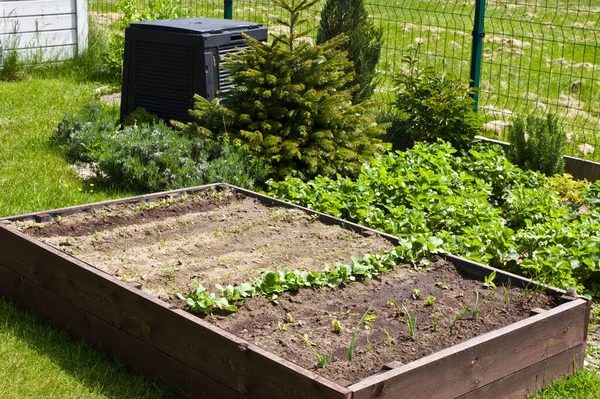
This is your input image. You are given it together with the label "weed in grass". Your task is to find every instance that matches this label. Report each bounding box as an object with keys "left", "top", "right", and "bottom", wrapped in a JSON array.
[
  {"left": 348, "top": 304, "right": 372, "bottom": 361},
  {"left": 300, "top": 334, "right": 332, "bottom": 369}
]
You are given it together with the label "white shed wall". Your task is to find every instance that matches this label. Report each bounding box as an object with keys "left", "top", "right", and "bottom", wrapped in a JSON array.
[{"left": 0, "top": 0, "right": 88, "bottom": 62}]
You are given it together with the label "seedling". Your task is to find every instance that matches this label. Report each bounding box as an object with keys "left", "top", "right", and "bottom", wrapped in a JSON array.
[
  {"left": 300, "top": 334, "right": 332, "bottom": 369},
  {"left": 425, "top": 296, "right": 438, "bottom": 331},
  {"left": 383, "top": 328, "right": 393, "bottom": 346},
  {"left": 502, "top": 281, "right": 511, "bottom": 305},
  {"left": 471, "top": 290, "right": 482, "bottom": 319},
  {"left": 331, "top": 318, "right": 343, "bottom": 334},
  {"left": 411, "top": 288, "right": 421, "bottom": 300},
  {"left": 452, "top": 301, "right": 472, "bottom": 332},
  {"left": 386, "top": 297, "right": 397, "bottom": 307},
  {"left": 435, "top": 281, "right": 451, "bottom": 290},
  {"left": 277, "top": 321, "right": 288, "bottom": 331},
  {"left": 285, "top": 312, "right": 294, "bottom": 323},
  {"left": 483, "top": 270, "right": 497, "bottom": 289},
  {"left": 402, "top": 305, "right": 416, "bottom": 340},
  {"left": 425, "top": 295, "right": 436, "bottom": 306},
  {"left": 364, "top": 313, "right": 377, "bottom": 329},
  {"left": 348, "top": 304, "right": 372, "bottom": 361}
]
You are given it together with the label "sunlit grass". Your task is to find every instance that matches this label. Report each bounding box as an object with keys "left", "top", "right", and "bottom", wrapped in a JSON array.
[
  {"left": 0, "top": 299, "right": 183, "bottom": 399},
  {"left": 0, "top": 78, "right": 132, "bottom": 217}
]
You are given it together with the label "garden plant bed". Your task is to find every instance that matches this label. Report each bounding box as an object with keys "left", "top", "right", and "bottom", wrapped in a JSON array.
[{"left": 0, "top": 184, "right": 591, "bottom": 399}]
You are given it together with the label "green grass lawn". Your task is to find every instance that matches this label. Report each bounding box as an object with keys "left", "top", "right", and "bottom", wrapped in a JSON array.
[
  {"left": 0, "top": 299, "right": 183, "bottom": 399},
  {"left": 0, "top": 78, "right": 131, "bottom": 217}
]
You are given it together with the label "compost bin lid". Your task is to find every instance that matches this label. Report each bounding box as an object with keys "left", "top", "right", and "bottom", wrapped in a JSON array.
[{"left": 130, "top": 18, "right": 263, "bottom": 34}]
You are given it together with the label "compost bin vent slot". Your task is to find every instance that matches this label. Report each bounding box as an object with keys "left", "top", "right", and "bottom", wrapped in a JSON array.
[
  {"left": 120, "top": 17, "right": 267, "bottom": 123},
  {"left": 218, "top": 44, "right": 250, "bottom": 94}
]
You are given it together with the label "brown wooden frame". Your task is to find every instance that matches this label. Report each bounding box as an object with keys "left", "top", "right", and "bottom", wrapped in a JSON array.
[{"left": 0, "top": 184, "right": 590, "bottom": 399}]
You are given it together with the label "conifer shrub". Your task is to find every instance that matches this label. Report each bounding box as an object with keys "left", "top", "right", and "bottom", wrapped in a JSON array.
[
  {"left": 389, "top": 54, "right": 481, "bottom": 151},
  {"left": 316, "top": 0, "right": 383, "bottom": 102},
  {"left": 175, "top": 0, "right": 388, "bottom": 181},
  {"left": 506, "top": 113, "right": 566, "bottom": 176}
]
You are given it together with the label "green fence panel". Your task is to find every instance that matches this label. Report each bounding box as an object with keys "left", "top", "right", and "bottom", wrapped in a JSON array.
[{"left": 88, "top": 0, "right": 600, "bottom": 161}]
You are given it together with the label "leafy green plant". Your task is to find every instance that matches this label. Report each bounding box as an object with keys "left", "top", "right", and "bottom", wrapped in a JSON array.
[
  {"left": 402, "top": 305, "right": 417, "bottom": 340},
  {"left": 299, "top": 333, "right": 332, "bottom": 368},
  {"left": 425, "top": 295, "right": 436, "bottom": 306},
  {"left": 547, "top": 173, "right": 590, "bottom": 206},
  {"left": 506, "top": 114, "right": 567, "bottom": 176},
  {"left": 387, "top": 51, "right": 481, "bottom": 151},
  {"left": 175, "top": 0, "right": 387, "bottom": 181},
  {"left": 483, "top": 271, "right": 497, "bottom": 289},
  {"left": 331, "top": 318, "right": 343, "bottom": 333},
  {"left": 176, "top": 280, "right": 238, "bottom": 314},
  {"left": 348, "top": 304, "right": 372, "bottom": 361},
  {"left": 52, "top": 100, "right": 119, "bottom": 163},
  {"left": 268, "top": 140, "right": 600, "bottom": 295},
  {"left": 316, "top": 0, "right": 383, "bottom": 102},
  {"left": 123, "top": 107, "right": 162, "bottom": 128},
  {"left": 364, "top": 313, "right": 377, "bottom": 329}
]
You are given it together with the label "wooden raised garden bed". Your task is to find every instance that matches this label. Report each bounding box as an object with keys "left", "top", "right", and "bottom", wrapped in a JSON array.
[{"left": 0, "top": 184, "right": 591, "bottom": 399}]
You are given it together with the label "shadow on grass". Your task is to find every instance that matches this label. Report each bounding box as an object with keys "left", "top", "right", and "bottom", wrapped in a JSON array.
[{"left": 0, "top": 298, "right": 185, "bottom": 399}]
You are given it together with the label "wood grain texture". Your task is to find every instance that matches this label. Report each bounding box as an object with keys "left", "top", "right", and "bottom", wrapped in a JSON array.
[
  {"left": 349, "top": 299, "right": 587, "bottom": 399},
  {"left": 457, "top": 343, "right": 585, "bottom": 399},
  {"left": 0, "top": 224, "right": 349, "bottom": 399},
  {"left": 0, "top": 263, "right": 242, "bottom": 399}
]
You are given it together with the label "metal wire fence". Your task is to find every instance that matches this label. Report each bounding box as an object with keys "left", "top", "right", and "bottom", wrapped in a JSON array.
[{"left": 88, "top": 0, "right": 600, "bottom": 161}]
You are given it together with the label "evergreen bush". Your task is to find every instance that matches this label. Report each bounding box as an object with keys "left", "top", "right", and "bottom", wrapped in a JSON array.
[
  {"left": 506, "top": 114, "right": 566, "bottom": 176},
  {"left": 389, "top": 54, "right": 481, "bottom": 151},
  {"left": 175, "top": 0, "right": 387, "bottom": 181},
  {"left": 316, "top": 0, "right": 383, "bottom": 102}
]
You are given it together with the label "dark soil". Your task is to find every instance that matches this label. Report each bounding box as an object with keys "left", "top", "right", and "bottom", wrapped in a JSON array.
[
  {"left": 209, "top": 258, "right": 559, "bottom": 385},
  {"left": 13, "top": 189, "right": 561, "bottom": 385}
]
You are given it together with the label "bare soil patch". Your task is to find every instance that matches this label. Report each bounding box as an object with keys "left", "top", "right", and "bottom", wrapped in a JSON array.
[
  {"left": 13, "top": 190, "right": 559, "bottom": 385},
  {"left": 15, "top": 190, "right": 395, "bottom": 302}
]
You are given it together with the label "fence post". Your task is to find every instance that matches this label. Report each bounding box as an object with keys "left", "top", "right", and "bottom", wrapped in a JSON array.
[
  {"left": 224, "top": 0, "right": 233, "bottom": 19},
  {"left": 469, "top": 0, "right": 486, "bottom": 112}
]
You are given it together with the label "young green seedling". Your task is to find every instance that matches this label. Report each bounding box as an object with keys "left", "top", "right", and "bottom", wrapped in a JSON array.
[
  {"left": 483, "top": 270, "right": 497, "bottom": 289},
  {"left": 299, "top": 333, "right": 332, "bottom": 369},
  {"left": 331, "top": 318, "right": 343, "bottom": 334},
  {"left": 425, "top": 296, "right": 438, "bottom": 331},
  {"left": 451, "top": 301, "right": 472, "bottom": 334},
  {"left": 502, "top": 281, "right": 511, "bottom": 305},
  {"left": 348, "top": 304, "right": 372, "bottom": 362},
  {"left": 383, "top": 328, "right": 393, "bottom": 346},
  {"left": 402, "top": 305, "right": 417, "bottom": 340},
  {"left": 364, "top": 313, "right": 377, "bottom": 329}
]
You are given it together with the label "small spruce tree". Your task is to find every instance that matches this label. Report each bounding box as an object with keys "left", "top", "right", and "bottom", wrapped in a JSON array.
[
  {"left": 175, "top": 0, "right": 387, "bottom": 181},
  {"left": 316, "top": 0, "right": 383, "bottom": 102}
]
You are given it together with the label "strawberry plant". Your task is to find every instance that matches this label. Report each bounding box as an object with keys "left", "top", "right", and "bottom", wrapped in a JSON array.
[{"left": 269, "top": 141, "right": 600, "bottom": 295}]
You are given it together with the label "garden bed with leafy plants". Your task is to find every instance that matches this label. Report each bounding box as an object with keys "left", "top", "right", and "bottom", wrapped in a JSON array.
[{"left": 0, "top": 184, "right": 591, "bottom": 398}]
